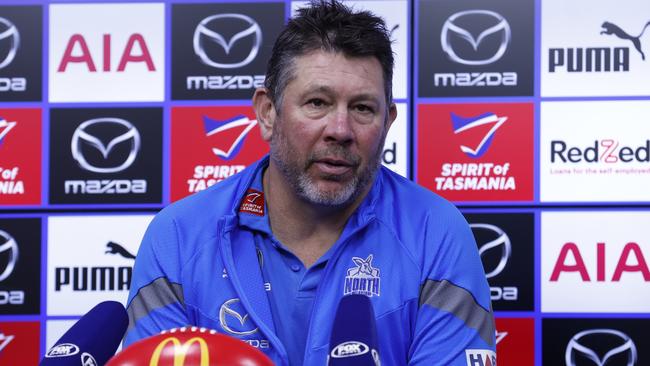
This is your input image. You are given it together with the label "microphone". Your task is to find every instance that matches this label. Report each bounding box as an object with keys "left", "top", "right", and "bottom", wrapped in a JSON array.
[
  {"left": 328, "top": 294, "right": 381, "bottom": 366},
  {"left": 41, "top": 301, "right": 128, "bottom": 366}
]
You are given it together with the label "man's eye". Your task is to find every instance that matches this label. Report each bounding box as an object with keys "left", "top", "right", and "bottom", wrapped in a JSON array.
[
  {"left": 307, "top": 98, "right": 326, "bottom": 108},
  {"left": 354, "top": 104, "right": 374, "bottom": 113}
]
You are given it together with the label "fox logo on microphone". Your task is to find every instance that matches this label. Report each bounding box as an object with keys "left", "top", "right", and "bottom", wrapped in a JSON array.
[{"left": 330, "top": 341, "right": 380, "bottom": 365}]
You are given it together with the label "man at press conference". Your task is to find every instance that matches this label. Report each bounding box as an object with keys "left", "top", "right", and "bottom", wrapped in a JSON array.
[{"left": 124, "top": 1, "right": 496, "bottom": 364}]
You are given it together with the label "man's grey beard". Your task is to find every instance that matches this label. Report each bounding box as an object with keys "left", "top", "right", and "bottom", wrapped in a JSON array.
[{"left": 269, "top": 125, "right": 385, "bottom": 208}]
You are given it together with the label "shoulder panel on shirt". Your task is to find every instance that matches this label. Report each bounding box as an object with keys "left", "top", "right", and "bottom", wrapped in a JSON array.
[{"left": 419, "top": 279, "right": 495, "bottom": 346}]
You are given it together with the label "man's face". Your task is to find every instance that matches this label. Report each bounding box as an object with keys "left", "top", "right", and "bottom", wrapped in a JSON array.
[{"left": 267, "top": 50, "right": 395, "bottom": 207}]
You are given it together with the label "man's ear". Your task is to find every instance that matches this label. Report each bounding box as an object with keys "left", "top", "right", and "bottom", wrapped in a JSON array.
[
  {"left": 253, "top": 88, "right": 276, "bottom": 141},
  {"left": 386, "top": 102, "right": 398, "bottom": 131}
]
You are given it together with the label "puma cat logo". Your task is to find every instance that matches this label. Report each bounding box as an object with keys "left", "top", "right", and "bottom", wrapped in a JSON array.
[
  {"left": 601, "top": 21, "right": 650, "bottom": 60},
  {"left": 105, "top": 241, "right": 136, "bottom": 260}
]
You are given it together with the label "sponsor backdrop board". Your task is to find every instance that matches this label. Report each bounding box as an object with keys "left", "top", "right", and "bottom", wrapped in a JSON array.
[
  {"left": 464, "top": 212, "right": 535, "bottom": 311},
  {"left": 417, "top": 103, "right": 534, "bottom": 202},
  {"left": 0, "top": 218, "right": 41, "bottom": 315},
  {"left": 0, "top": 6, "right": 42, "bottom": 101},
  {"left": 0, "top": 321, "right": 40, "bottom": 366},
  {"left": 171, "top": 2, "right": 285, "bottom": 100},
  {"left": 543, "top": 318, "right": 648, "bottom": 365},
  {"left": 541, "top": 0, "right": 650, "bottom": 97},
  {"left": 0, "top": 109, "right": 42, "bottom": 206},
  {"left": 47, "top": 215, "right": 152, "bottom": 315},
  {"left": 417, "top": 0, "right": 534, "bottom": 97},
  {"left": 49, "top": 3, "right": 165, "bottom": 102},
  {"left": 0, "top": 0, "right": 648, "bottom": 364},
  {"left": 542, "top": 211, "right": 650, "bottom": 313},
  {"left": 495, "top": 318, "right": 535, "bottom": 365},
  {"left": 540, "top": 100, "right": 650, "bottom": 203},
  {"left": 49, "top": 108, "right": 163, "bottom": 205}
]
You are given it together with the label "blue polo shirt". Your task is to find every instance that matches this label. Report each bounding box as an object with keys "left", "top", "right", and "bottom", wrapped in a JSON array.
[{"left": 237, "top": 167, "right": 341, "bottom": 366}]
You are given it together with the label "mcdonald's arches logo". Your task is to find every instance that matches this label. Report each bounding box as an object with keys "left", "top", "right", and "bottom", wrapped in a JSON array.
[{"left": 149, "top": 336, "right": 209, "bottom": 366}]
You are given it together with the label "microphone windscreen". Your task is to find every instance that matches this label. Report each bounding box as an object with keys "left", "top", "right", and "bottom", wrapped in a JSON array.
[
  {"left": 328, "top": 294, "right": 380, "bottom": 365},
  {"left": 41, "top": 301, "right": 128, "bottom": 366}
]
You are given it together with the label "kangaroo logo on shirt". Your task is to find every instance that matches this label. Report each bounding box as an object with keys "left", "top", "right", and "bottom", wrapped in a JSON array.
[{"left": 344, "top": 255, "right": 381, "bottom": 297}]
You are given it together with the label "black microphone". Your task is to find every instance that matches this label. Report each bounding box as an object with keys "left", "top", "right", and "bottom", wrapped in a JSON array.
[
  {"left": 41, "top": 301, "right": 128, "bottom": 366},
  {"left": 327, "top": 294, "right": 381, "bottom": 366}
]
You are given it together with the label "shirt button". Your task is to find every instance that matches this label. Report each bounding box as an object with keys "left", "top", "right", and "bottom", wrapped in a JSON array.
[{"left": 290, "top": 264, "right": 301, "bottom": 272}]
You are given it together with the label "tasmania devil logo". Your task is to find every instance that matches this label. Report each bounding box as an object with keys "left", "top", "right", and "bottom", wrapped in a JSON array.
[
  {"left": 203, "top": 115, "right": 257, "bottom": 160},
  {"left": 452, "top": 112, "right": 508, "bottom": 158}
]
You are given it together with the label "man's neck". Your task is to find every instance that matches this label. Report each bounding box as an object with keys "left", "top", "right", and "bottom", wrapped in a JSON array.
[{"left": 262, "top": 163, "right": 368, "bottom": 267}]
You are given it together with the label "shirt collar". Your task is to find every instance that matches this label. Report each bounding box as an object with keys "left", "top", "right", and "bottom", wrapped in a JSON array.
[{"left": 235, "top": 157, "right": 383, "bottom": 235}]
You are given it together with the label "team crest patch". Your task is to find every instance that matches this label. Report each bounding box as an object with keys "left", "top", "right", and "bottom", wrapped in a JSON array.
[
  {"left": 344, "top": 255, "right": 381, "bottom": 297},
  {"left": 239, "top": 189, "right": 264, "bottom": 216}
]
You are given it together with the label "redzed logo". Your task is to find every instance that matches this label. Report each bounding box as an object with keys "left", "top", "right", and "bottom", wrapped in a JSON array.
[
  {"left": 239, "top": 189, "right": 264, "bottom": 216},
  {"left": 416, "top": 103, "right": 533, "bottom": 202},
  {"left": 170, "top": 107, "right": 268, "bottom": 202}
]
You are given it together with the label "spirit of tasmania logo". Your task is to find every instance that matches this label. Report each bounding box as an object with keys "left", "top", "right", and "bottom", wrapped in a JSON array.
[
  {"left": 170, "top": 106, "right": 268, "bottom": 202},
  {"left": 0, "top": 109, "right": 41, "bottom": 205},
  {"left": 416, "top": 103, "right": 533, "bottom": 202}
]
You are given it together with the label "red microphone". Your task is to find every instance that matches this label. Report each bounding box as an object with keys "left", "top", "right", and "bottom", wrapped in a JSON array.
[{"left": 107, "top": 327, "right": 273, "bottom": 366}]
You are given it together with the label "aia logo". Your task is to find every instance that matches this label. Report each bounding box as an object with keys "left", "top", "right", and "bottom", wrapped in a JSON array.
[
  {"left": 452, "top": 112, "right": 507, "bottom": 158},
  {"left": 550, "top": 242, "right": 650, "bottom": 282},
  {"left": 0, "top": 118, "right": 17, "bottom": 147},
  {"left": 203, "top": 115, "right": 257, "bottom": 160},
  {"left": 57, "top": 33, "right": 155, "bottom": 72}
]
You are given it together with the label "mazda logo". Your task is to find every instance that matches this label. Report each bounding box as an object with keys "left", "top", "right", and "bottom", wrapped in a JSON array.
[
  {"left": 218, "top": 298, "right": 258, "bottom": 336},
  {"left": 470, "top": 223, "right": 511, "bottom": 279},
  {"left": 441, "top": 10, "right": 511, "bottom": 66},
  {"left": 70, "top": 118, "right": 141, "bottom": 174},
  {"left": 0, "top": 230, "right": 19, "bottom": 283},
  {"left": 565, "top": 329, "right": 637, "bottom": 366},
  {"left": 193, "top": 14, "right": 262, "bottom": 69},
  {"left": 0, "top": 17, "right": 20, "bottom": 69}
]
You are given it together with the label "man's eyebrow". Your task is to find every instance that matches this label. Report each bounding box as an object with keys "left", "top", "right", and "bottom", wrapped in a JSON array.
[{"left": 302, "top": 85, "right": 382, "bottom": 103}]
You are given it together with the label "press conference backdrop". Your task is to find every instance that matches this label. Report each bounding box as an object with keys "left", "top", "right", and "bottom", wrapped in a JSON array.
[{"left": 0, "top": 0, "right": 649, "bottom": 364}]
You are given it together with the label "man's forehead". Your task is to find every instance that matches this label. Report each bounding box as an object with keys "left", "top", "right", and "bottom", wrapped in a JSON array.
[{"left": 288, "top": 51, "right": 386, "bottom": 94}]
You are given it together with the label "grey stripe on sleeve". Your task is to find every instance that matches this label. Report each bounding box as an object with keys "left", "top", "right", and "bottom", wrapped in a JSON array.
[
  {"left": 126, "top": 277, "right": 185, "bottom": 334},
  {"left": 419, "top": 279, "right": 495, "bottom": 346}
]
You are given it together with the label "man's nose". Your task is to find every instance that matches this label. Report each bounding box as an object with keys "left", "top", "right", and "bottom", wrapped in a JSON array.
[{"left": 323, "top": 108, "right": 354, "bottom": 144}]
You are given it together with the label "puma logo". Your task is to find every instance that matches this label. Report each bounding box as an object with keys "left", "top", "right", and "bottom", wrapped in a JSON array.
[
  {"left": 105, "top": 241, "right": 136, "bottom": 260},
  {"left": 601, "top": 21, "right": 650, "bottom": 60}
]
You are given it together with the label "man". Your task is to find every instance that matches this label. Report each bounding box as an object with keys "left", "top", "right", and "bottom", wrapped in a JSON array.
[{"left": 124, "top": 1, "right": 496, "bottom": 365}]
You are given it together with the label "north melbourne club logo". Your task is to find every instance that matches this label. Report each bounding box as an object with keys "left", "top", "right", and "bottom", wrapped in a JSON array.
[
  {"left": 203, "top": 115, "right": 257, "bottom": 160},
  {"left": 344, "top": 255, "right": 380, "bottom": 297},
  {"left": 452, "top": 112, "right": 508, "bottom": 158},
  {"left": 0, "top": 118, "right": 17, "bottom": 147}
]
